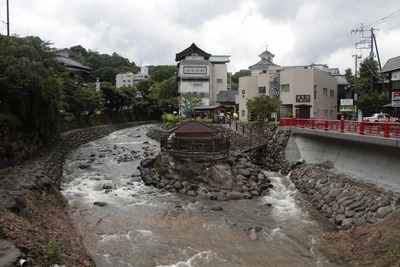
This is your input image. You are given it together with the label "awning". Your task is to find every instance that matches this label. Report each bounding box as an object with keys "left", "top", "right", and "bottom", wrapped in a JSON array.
[
  {"left": 383, "top": 103, "right": 400, "bottom": 107},
  {"left": 294, "top": 104, "right": 312, "bottom": 107}
]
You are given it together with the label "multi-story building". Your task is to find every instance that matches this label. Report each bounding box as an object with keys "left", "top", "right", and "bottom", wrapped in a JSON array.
[
  {"left": 116, "top": 66, "right": 149, "bottom": 88},
  {"left": 382, "top": 56, "right": 400, "bottom": 105},
  {"left": 236, "top": 48, "right": 337, "bottom": 121},
  {"left": 175, "top": 43, "right": 230, "bottom": 107}
]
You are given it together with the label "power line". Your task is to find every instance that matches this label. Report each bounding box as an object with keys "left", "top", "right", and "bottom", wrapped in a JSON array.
[
  {"left": 364, "top": 9, "right": 400, "bottom": 28},
  {"left": 383, "top": 23, "right": 400, "bottom": 33}
]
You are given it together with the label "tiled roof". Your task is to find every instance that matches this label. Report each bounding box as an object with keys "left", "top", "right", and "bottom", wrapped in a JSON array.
[
  {"left": 249, "top": 58, "right": 279, "bottom": 70},
  {"left": 192, "top": 105, "right": 224, "bottom": 110},
  {"left": 57, "top": 56, "right": 91, "bottom": 71},
  {"left": 216, "top": 90, "right": 238, "bottom": 103},
  {"left": 175, "top": 43, "right": 211, "bottom": 61},
  {"left": 382, "top": 56, "right": 400, "bottom": 73},
  {"left": 168, "top": 121, "right": 220, "bottom": 133}
]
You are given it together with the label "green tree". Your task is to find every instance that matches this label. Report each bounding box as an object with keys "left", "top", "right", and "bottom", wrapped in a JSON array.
[
  {"left": 357, "top": 58, "right": 382, "bottom": 94},
  {"left": 136, "top": 79, "right": 156, "bottom": 100},
  {"left": 148, "top": 76, "right": 179, "bottom": 113},
  {"left": 180, "top": 92, "right": 204, "bottom": 115},
  {"left": 355, "top": 58, "right": 387, "bottom": 115},
  {"left": 101, "top": 83, "right": 137, "bottom": 113},
  {"left": 230, "top": 69, "right": 251, "bottom": 90},
  {"left": 68, "top": 47, "right": 140, "bottom": 84},
  {"left": 0, "top": 35, "right": 65, "bottom": 137},
  {"left": 246, "top": 95, "right": 281, "bottom": 121},
  {"left": 357, "top": 92, "right": 389, "bottom": 117},
  {"left": 151, "top": 66, "right": 176, "bottom": 82},
  {"left": 63, "top": 84, "right": 103, "bottom": 118}
]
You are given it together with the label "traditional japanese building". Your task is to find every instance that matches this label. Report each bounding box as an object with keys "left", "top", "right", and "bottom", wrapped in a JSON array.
[
  {"left": 175, "top": 43, "right": 230, "bottom": 111},
  {"left": 160, "top": 120, "right": 230, "bottom": 160}
]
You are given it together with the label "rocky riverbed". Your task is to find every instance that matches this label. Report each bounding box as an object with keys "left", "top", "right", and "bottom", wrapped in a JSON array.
[
  {"left": 0, "top": 122, "right": 149, "bottom": 266},
  {"left": 0, "top": 122, "right": 400, "bottom": 266}
]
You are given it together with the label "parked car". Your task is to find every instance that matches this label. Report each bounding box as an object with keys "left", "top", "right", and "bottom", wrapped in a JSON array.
[{"left": 362, "top": 113, "right": 399, "bottom": 122}]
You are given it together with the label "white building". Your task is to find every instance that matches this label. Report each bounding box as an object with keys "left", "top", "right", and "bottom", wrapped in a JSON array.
[
  {"left": 116, "top": 66, "right": 149, "bottom": 88},
  {"left": 175, "top": 43, "right": 230, "bottom": 106}
]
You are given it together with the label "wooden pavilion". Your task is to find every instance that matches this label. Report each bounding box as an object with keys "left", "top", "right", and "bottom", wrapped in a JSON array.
[{"left": 160, "top": 121, "right": 230, "bottom": 160}]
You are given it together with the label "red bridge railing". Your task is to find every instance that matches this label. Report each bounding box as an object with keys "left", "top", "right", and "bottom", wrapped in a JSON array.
[{"left": 279, "top": 118, "right": 400, "bottom": 138}]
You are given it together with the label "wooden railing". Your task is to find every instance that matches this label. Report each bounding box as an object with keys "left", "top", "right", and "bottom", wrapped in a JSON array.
[{"left": 279, "top": 118, "right": 400, "bottom": 138}]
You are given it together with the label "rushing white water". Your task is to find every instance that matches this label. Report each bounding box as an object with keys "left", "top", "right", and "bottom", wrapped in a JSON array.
[{"left": 61, "top": 125, "right": 342, "bottom": 267}]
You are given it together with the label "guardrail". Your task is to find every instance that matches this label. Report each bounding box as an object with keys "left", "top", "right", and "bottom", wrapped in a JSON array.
[{"left": 279, "top": 118, "right": 400, "bottom": 138}]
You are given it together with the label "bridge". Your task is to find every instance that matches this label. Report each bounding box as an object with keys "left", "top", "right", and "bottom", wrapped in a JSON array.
[
  {"left": 226, "top": 118, "right": 400, "bottom": 192},
  {"left": 280, "top": 118, "right": 400, "bottom": 192}
]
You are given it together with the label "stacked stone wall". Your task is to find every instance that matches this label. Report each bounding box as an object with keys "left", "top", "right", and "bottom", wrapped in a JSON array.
[{"left": 290, "top": 164, "right": 400, "bottom": 230}]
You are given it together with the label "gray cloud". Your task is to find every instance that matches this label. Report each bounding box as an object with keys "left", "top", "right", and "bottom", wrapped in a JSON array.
[{"left": 4, "top": 0, "right": 400, "bottom": 73}]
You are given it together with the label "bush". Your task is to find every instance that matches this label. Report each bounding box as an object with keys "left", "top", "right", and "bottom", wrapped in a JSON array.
[
  {"left": 46, "top": 239, "right": 62, "bottom": 260},
  {"left": 161, "top": 113, "right": 184, "bottom": 129},
  {"left": 0, "top": 113, "right": 23, "bottom": 134}
]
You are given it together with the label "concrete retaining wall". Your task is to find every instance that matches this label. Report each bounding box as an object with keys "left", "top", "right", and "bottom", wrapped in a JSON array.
[{"left": 285, "top": 128, "right": 400, "bottom": 192}]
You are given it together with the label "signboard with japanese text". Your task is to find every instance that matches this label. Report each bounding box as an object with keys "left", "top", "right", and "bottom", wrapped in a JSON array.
[
  {"left": 392, "top": 91, "right": 400, "bottom": 107},
  {"left": 296, "top": 95, "right": 310, "bottom": 102},
  {"left": 340, "top": 99, "right": 353, "bottom": 106},
  {"left": 183, "top": 66, "right": 207, "bottom": 74}
]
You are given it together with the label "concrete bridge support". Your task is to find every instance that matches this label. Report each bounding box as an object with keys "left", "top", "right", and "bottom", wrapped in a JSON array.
[{"left": 285, "top": 128, "right": 400, "bottom": 192}]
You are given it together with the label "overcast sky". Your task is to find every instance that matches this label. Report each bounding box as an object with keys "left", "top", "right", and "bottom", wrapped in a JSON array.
[{"left": 2, "top": 0, "right": 400, "bottom": 74}]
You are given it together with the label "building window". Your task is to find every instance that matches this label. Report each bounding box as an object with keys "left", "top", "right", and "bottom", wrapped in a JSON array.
[
  {"left": 314, "top": 85, "right": 317, "bottom": 100},
  {"left": 217, "top": 79, "right": 223, "bottom": 83},
  {"left": 324, "top": 109, "right": 328, "bottom": 117},
  {"left": 241, "top": 110, "right": 245, "bottom": 117},
  {"left": 123, "top": 80, "right": 126, "bottom": 83},
  {"left": 330, "top": 110, "right": 333, "bottom": 117},
  {"left": 323, "top": 88, "right": 328, "bottom": 96},
  {"left": 330, "top": 89, "right": 334, "bottom": 97},
  {"left": 280, "top": 84, "right": 290, "bottom": 92},
  {"left": 393, "top": 81, "right": 400, "bottom": 90},
  {"left": 242, "top": 90, "right": 245, "bottom": 94},
  {"left": 258, "top": 86, "right": 266, "bottom": 94}
]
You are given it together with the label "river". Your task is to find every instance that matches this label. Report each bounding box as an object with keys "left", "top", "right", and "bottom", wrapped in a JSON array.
[{"left": 61, "top": 124, "right": 343, "bottom": 267}]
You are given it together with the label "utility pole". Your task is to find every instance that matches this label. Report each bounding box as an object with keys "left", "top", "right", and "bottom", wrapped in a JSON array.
[
  {"left": 353, "top": 54, "right": 361, "bottom": 120},
  {"left": 6, "top": 0, "right": 10, "bottom": 36},
  {"left": 352, "top": 26, "right": 382, "bottom": 92}
]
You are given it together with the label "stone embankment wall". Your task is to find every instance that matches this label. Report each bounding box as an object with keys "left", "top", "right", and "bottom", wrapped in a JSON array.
[
  {"left": 290, "top": 164, "right": 400, "bottom": 230},
  {"left": 0, "top": 121, "right": 151, "bottom": 266},
  {"left": 250, "top": 125, "right": 292, "bottom": 173}
]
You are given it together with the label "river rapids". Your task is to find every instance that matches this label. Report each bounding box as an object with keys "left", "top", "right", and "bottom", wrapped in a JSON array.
[{"left": 61, "top": 124, "right": 342, "bottom": 267}]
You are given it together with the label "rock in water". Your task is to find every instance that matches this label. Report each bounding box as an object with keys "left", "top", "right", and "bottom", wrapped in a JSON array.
[
  {"left": 93, "top": 201, "right": 107, "bottom": 207},
  {"left": 249, "top": 229, "right": 258, "bottom": 240}
]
